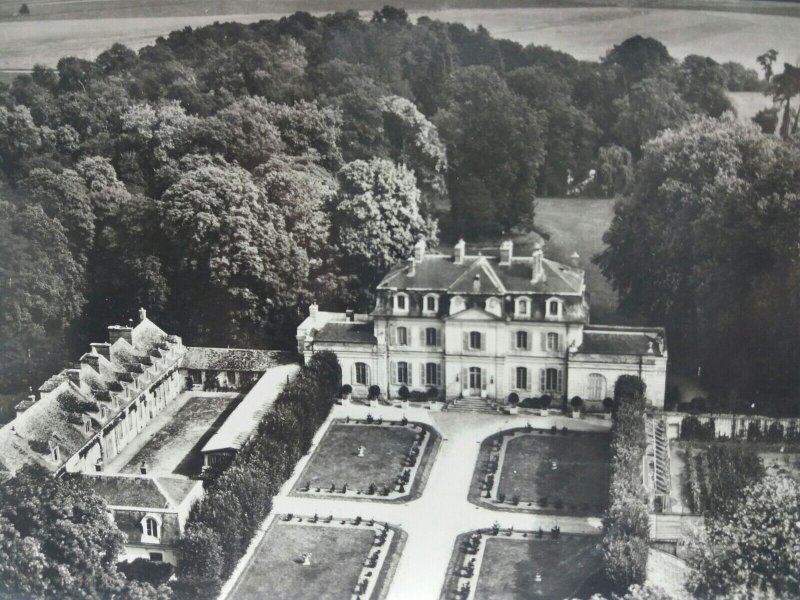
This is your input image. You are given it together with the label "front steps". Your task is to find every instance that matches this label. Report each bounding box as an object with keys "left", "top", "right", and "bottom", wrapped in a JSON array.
[{"left": 445, "top": 397, "right": 497, "bottom": 414}]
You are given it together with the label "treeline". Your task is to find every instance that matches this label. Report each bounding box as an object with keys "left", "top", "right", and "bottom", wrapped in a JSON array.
[
  {"left": 173, "top": 351, "right": 339, "bottom": 599},
  {"left": 0, "top": 7, "right": 764, "bottom": 396}
]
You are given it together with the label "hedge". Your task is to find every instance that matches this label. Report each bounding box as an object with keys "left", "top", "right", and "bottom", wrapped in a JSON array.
[
  {"left": 172, "top": 352, "right": 340, "bottom": 600},
  {"left": 603, "top": 377, "right": 649, "bottom": 594}
]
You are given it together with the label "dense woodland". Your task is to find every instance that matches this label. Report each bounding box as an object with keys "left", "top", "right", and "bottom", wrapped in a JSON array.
[{"left": 0, "top": 8, "right": 798, "bottom": 413}]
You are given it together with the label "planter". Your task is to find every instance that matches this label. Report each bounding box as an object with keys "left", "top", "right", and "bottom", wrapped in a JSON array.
[
  {"left": 540, "top": 408, "right": 549, "bottom": 417},
  {"left": 369, "top": 399, "right": 378, "bottom": 408},
  {"left": 401, "top": 399, "right": 409, "bottom": 409},
  {"left": 603, "top": 413, "right": 612, "bottom": 421},
  {"left": 572, "top": 411, "right": 581, "bottom": 419},
  {"left": 428, "top": 401, "right": 442, "bottom": 412},
  {"left": 508, "top": 406, "right": 519, "bottom": 415}
]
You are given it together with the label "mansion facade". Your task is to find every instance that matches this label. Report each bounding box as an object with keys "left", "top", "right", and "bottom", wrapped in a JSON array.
[{"left": 297, "top": 239, "right": 668, "bottom": 407}]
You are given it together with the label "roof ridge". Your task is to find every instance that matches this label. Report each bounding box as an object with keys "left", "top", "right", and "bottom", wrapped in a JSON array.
[{"left": 151, "top": 476, "right": 177, "bottom": 509}]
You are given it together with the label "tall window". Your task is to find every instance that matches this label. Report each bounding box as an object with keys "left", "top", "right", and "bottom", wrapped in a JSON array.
[
  {"left": 547, "top": 299, "right": 562, "bottom": 318},
  {"left": 469, "top": 367, "right": 482, "bottom": 389},
  {"left": 546, "top": 332, "right": 561, "bottom": 352},
  {"left": 425, "top": 362, "right": 440, "bottom": 386},
  {"left": 516, "top": 367, "right": 528, "bottom": 390},
  {"left": 469, "top": 331, "right": 482, "bottom": 350},
  {"left": 587, "top": 373, "right": 607, "bottom": 400},
  {"left": 397, "top": 362, "right": 409, "bottom": 384},
  {"left": 516, "top": 331, "right": 528, "bottom": 350},
  {"left": 355, "top": 362, "right": 368, "bottom": 385},
  {"left": 394, "top": 293, "right": 408, "bottom": 312},
  {"left": 144, "top": 518, "right": 159, "bottom": 538},
  {"left": 516, "top": 297, "right": 531, "bottom": 317},
  {"left": 425, "top": 295, "right": 438, "bottom": 313},
  {"left": 425, "top": 327, "right": 438, "bottom": 347},
  {"left": 396, "top": 326, "right": 408, "bottom": 346},
  {"left": 543, "top": 368, "right": 562, "bottom": 393}
]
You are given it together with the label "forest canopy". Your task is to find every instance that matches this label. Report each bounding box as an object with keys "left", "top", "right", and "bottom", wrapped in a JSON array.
[{"left": 0, "top": 8, "right": 783, "bottom": 406}]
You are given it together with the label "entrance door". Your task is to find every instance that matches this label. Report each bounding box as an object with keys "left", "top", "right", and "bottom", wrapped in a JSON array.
[{"left": 468, "top": 367, "right": 482, "bottom": 396}]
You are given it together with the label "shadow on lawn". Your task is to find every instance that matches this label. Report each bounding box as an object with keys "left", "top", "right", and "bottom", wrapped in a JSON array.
[{"left": 172, "top": 394, "right": 244, "bottom": 477}]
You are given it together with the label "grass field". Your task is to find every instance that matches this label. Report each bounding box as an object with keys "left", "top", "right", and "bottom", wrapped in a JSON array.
[
  {"left": 229, "top": 522, "right": 377, "bottom": 600},
  {"left": 473, "top": 535, "right": 604, "bottom": 600},
  {"left": 294, "top": 421, "right": 424, "bottom": 494},
  {"left": 120, "top": 394, "right": 239, "bottom": 476},
  {"left": 497, "top": 431, "right": 611, "bottom": 512},
  {"left": 1, "top": 6, "right": 798, "bottom": 71}
]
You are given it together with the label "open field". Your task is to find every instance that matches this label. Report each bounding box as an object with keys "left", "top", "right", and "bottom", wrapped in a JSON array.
[
  {"left": 1, "top": 6, "right": 798, "bottom": 72},
  {"left": 293, "top": 421, "right": 433, "bottom": 496},
  {"left": 474, "top": 535, "right": 604, "bottom": 600},
  {"left": 120, "top": 393, "right": 240, "bottom": 476},
  {"left": 229, "top": 521, "right": 380, "bottom": 600}
]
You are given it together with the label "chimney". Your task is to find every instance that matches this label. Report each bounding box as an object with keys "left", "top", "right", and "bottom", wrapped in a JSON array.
[
  {"left": 453, "top": 239, "right": 466, "bottom": 265},
  {"left": 407, "top": 257, "right": 416, "bottom": 277},
  {"left": 570, "top": 251, "right": 580, "bottom": 268},
  {"left": 499, "top": 240, "right": 513, "bottom": 266},
  {"left": 309, "top": 302, "right": 319, "bottom": 325},
  {"left": 66, "top": 369, "right": 82, "bottom": 387},
  {"left": 473, "top": 273, "right": 481, "bottom": 293},
  {"left": 138, "top": 307, "right": 147, "bottom": 322},
  {"left": 81, "top": 353, "right": 101, "bottom": 372},
  {"left": 345, "top": 309, "right": 355, "bottom": 322},
  {"left": 531, "top": 242, "right": 544, "bottom": 283},
  {"left": 91, "top": 343, "right": 111, "bottom": 360},
  {"left": 108, "top": 325, "right": 133, "bottom": 346},
  {"left": 413, "top": 238, "right": 426, "bottom": 263}
]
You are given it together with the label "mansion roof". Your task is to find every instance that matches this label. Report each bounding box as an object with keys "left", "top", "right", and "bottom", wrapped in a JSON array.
[
  {"left": 377, "top": 253, "right": 584, "bottom": 296},
  {"left": 87, "top": 474, "right": 199, "bottom": 509},
  {"left": 578, "top": 326, "right": 667, "bottom": 357},
  {"left": 314, "top": 321, "right": 377, "bottom": 345},
  {"left": 181, "top": 347, "right": 292, "bottom": 372}
]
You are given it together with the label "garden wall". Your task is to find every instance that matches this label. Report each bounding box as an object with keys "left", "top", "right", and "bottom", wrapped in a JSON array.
[{"left": 665, "top": 413, "right": 800, "bottom": 441}]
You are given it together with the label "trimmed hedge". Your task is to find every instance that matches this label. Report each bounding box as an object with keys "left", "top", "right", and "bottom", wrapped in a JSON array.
[
  {"left": 603, "top": 378, "right": 649, "bottom": 594},
  {"left": 680, "top": 416, "right": 715, "bottom": 441},
  {"left": 172, "top": 352, "right": 340, "bottom": 600}
]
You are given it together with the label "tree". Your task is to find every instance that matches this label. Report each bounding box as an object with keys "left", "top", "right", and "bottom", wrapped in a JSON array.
[
  {"left": 174, "top": 523, "right": 224, "bottom": 600},
  {"left": 0, "top": 465, "right": 127, "bottom": 599},
  {"left": 331, "top": 157, "right": 433, "bottom": 287},
  {"left": 594, "top": 145, "right": 633, "bottom": 197},
  {"left": 676, "top": 55, "right": 733, "bottom": 117},
  {"left": 18, "top": 3, "right": 29, "bottom": 16},
  {"left": 768, "top": 61, "right": 800, "bottom": 139},
  {"left": 605, "top": 35, "right": 672, "bottom": 86},
  {"left": 687, "top": 475, "right": 800, "bottom": 598}
]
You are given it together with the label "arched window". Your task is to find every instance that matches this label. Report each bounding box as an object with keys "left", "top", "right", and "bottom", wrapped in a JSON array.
[
  {"left": 515, "top": 367, "right": 528, "bottom": 390},
  {"left": 396, "top": 326, "right": 408, "bottom": 346},
  {"left": 515, "top": 297, "right": 531, "bottom": 317},
  {"left": 587, "top": 373, "right": 607, "bottom": 400},
  {"left": 394, "top": 293, "right": 409, "bottom": 313},
  {"left": 516, "top": 331, "right": 528, "bottom": 350},
  {"left": 424, "top": 294, "right": 438, "bottom": 314},
  {"left": 145, "top": 518, "right": 159, "bottom": 538},
  {"left": 355, "top": 363, "right": 369, "bottom": 385},
  {"left": 485, "top": 296, "right": 501, "bottom": 317},
  {"left": 469, "top": 331, "right": 482, "bottom": 350},
  {"left": 546, "top": 297, "right": 563, "bottom": 319},
  {"left": 450, "top": 295, "right": 466, "bottom": 315}
]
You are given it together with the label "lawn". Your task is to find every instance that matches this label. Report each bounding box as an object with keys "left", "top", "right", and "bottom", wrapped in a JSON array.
[
  {"left": 497, "top": 432, "right": 610, "bottom": 512},
  {"left": 294, "top": 421, "right": 429, "bottom": 495},
  {"left": 229, "top": 522, "right": 376, "bottom": 600},
  {"left": 121, "top": 394, "right": 240, "bottom": 476},
  {"left": 473, "top": 535, "right": 604, "bottom": 600}
]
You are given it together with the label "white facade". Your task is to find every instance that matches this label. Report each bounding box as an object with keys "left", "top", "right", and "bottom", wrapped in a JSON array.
[{"left": 298, "top": 240, "right": 668, "bottom": 407}]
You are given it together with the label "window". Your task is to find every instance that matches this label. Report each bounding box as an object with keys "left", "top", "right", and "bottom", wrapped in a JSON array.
[
  {"left": 546, "top": 332, "right": 561, "bottom": 352},
  {"left": 51, "top": 446, "right": 59, "bottom": 463},
  {"left": 355, "top": 362, "right": 368, "bottom": 385},
  {"left": 541, "top": 368, "right": 563, "bottom": 394},
  {"left": 515, "top": 367, "right": 528, "bottom": 390},
  {"left": 425, "top": 363, "right": 441, "bottom": 386},
  {"left": 546, "top": 298, "right": 563, "bottom": 319},
  {"left": 516, "top": 297, "right": 531, "bottom": 317},
  {"left": 469, "top": 367, "right": 482, "bottom": 389},
  {"left": 587, "top": 373, "right": 607, "bottom": 400},
  {"left": 485, "top": 296, "right": 501, "bottom": 317},
  {"left": 144, "top": 517, "right": 159, "bottom": 538},
  {"left": 149, "top": 552, "right": 164, "bottom": 562},
  {"left": 516, "top": 331, "right": 528, "bottom": 350},
  {"left": 450, "top": 295, "right": 466, "bottom": 315},
  {"left": 425, "top": 327, "right": 438, "bottom": 347},
  {"left": 396, "top": 326, "right": 408, "bottom": 346},
  {"left": 84, "top": 419, "right": 91, "bottom": 433},
  {"left": 424, "top": 294, "right": 438, "bottom": 314},
  {"left": 469, "top": 331, "right": 482, "bottom": 350},
  {"left": 397, "top": 362, "right": 409, "bottom": 384},
  {"left": 395, "top": 293, "right": 408, "bottom": 311}
]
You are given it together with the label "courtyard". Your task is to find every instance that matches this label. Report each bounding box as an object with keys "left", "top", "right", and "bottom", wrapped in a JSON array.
[
  {"left": 117, "top": 392, "right": 241, "bottom": 477},
  {"left": 470, "top": 427, "right": 611, "bottom": 514},
  {"left": 228, "top": 518, "right": 403, "bottom": 600},
  {"left": 293, "top": 418, "right": 439, "bottom": 500}
]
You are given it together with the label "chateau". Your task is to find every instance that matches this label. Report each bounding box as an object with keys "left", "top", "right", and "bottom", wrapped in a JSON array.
[{"left": 298, "top": 239, "right": 667, "bottom": 407}]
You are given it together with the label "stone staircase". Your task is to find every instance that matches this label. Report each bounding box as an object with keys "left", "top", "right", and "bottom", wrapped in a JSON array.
[{"left": 445, "top": 397, "right": 497, "bottom": 414}]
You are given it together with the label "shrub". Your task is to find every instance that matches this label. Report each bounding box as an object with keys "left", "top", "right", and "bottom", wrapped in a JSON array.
[
  {"left": 118, "top": 558, "right": 173, "bottom": 586},
  {"left": 508, "top": 393, "right": 519, "bottom": 405},
  {"left": 765, "top": 421, "right": 784, "bottom": 442},
  {"left": 614, "top": 375, "right": 646, "bottom": 404},
  {"left": 603, "top": 397, "right": 615, "bottom": 412},
  {"left": 497, "top": 492, "right": 506, "bottom": 503},
  {"left": 368, "top": 384, "right": 381, "bottom": 399},
  {"left": 550, "top": 425, "right": 557, "bottom": 434},
  {"left": 58, "top": 393, "right": 99, "bottom": 414},
  {"left": 747, "top": 421, "right": 762, "bottom": 441},
  {"left": 426, "top": 386, "right": 439, "bottom": 399},
  {"left": 340, "top": 384, "right": 352, "bottom": 396},
  {"left": 398, "top": 385, "right": 410, "bottom": 399},
  {"left": 28, "top": 439, "right": 50, "bottom": 454},
  {"left": 409, "top": 390, "right": 425, "bottom": 401},
  {"left": 680, "top": 416, "right": 715, "bottom": 441},
  {"left": 665, "top": 385, "right": 681, "bottom": 410},
  {"left": 540, "top": 394, "right": 552, "bottom": 409},
  {"left": 570, "top": 396, "right": 583, "bottom": 410}
]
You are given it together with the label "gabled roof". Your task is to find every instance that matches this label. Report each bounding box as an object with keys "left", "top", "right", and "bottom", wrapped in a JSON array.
[
  {"left": 377, "top": 252, "right": 584, "bottom": 296},
  {"left": 87, "top": 474, "right": 200, "bottom": 509},
  {"left": 181, "top": 348, "right": 292, "bottom": 371}
]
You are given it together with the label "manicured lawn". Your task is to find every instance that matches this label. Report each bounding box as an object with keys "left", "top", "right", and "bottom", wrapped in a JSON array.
[
  {"left": 229, "top": 522, "right": 375, "bottom": 600},
  {"left": 121, "top": 394, "right": 239, "bottom": 476},
  {"left": 497, "top": 432, "right": 610, "bottom": 512},
  {"left": 474, "top": 535, "right": 603, "bottom": 600},
  {"left": 295, "top": 422, "right": 423, "bottom": 494}
]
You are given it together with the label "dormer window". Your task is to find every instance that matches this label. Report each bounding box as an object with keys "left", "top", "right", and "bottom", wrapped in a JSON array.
[
  {"left": 515, "top": 297, "right": 531, "bottom": 318},
  {"left": 450, "top": 295, "right": 466, "bottom": 315},
  {"left": 485, "top": 296, "right": 501, "bottom": 317},
  {"left": 51, "top": 445, "right": 60, "bottom": 463},
  {"left": 394, "top": 293, "right": 409, "bottom": 313},
  {"left": 141, "top": 514, "right": 162, "bottom": 544},
  {"left": 423, "top": 294, "right": 438, "bottom": 315},
  {"left": 546, "top": 297, "right": 563, "bottom": 320}
]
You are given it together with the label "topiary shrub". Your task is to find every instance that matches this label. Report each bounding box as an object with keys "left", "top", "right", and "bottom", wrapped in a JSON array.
[
  {"left": 398, "top": 385, "right": 410, "bottom": 400},
  {"left": 570, "top": 396, "right": 583, "bottom": 410},
  {"left": 28, "top": 439, "right": 50, "bottom": 454},
  {"left": 117, "top": 558, "right": 173, "bottom": 586},
  {"left": 766, "top": 421, "right": 784, "bottom": 442},
  {"left": 426, "top": 386, "right": 438, "bottom": 399},
  {"left": 540, "top": 394, "right": 552, "bottom": 409},
  {"left": 603, "top": 397, "right": 615, "bottom": 412},
  {"left": 340, "top": 384, "right": 352, "bottom": 397},
  {"left": 368, "top": 385, "right": 381, "bottom": 400},
  {"left": 508, "top": 392, "right": 519, "bottom": 405}
]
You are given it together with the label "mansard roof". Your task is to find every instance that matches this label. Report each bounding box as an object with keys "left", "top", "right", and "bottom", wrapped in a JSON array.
[
  {"left": 314, "top": 321, "right": 377, "bottom": 345},
  {"left": 577, "top": 325, "right": 667, "bottom": 357},
  {"left": 87, "top": 474, "right": 200, "bottom": 509},
  {"left": 181, "top": 347, "right": 292, "bottom": 372},
  {"left": 377, "top": 252, "right": 584, "bottom": 296}
]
